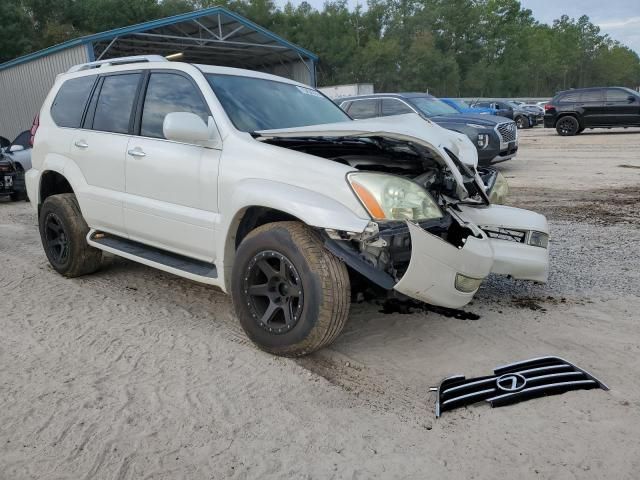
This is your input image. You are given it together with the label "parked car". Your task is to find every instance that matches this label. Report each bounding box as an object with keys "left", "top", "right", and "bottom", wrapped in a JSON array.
[
  {"left": 472, "top": 100, "right": 538, "bottom": 129},
  {"left": 0, "top": 130, "right": 31, "bottom": 201},
  {"left": 440, "top": 98, "right": 495, "bottom": 115},
  {"left": 544, "top": 87, "right": 640, "bottom": 136},
  {"left": 337, "top": 93, "right": 518, "bottom": 165},
  {"left": 27, "top": 56, "right": 548, "bottom": 356},
  {"left": 0, "top": 153, "right": 26, "bottom": 201}
]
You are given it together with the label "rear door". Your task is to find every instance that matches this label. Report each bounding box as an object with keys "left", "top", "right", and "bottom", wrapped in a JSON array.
[
  {"left": 68, "top": 72, "right": 142, "bottom": 234},
  {"left": 604, "top": 88, "right": 640, "bottom": 126},
  {"left": 124, "top": 71, "right": 221, "bottom": 261},
  {"left": 578, "top": 89, "right": 605, "bottom": 126}
]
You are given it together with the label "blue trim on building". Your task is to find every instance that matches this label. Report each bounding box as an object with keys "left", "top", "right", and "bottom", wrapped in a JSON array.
[{"left": 0, "top": 6, "right": 318, "bottom": 72}]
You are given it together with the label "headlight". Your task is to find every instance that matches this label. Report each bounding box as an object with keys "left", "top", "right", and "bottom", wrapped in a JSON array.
[
  {"left": 455, "top": 274, "right": 483, "bottom": 293},
  {"left": 477, "top": 133, "right": 490, "bottom": 149},
  {"left": 347, "top": 172, "right": 443, "bottom": 222},
  {"left": 528, "top": 231, "right": 549, "bottom": 249},
  {"left": 488, "top": 171, "right": 509, "bottom": 204}
]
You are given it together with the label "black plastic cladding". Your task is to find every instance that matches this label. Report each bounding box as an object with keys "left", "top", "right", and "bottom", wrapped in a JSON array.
[{"left": 434, "top": 356, "right": 608, "bottom": 417}]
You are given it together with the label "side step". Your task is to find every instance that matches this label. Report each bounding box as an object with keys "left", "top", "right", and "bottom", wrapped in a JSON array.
[{"left": 87, "top": 230, "right": 218, "bottom": 285}]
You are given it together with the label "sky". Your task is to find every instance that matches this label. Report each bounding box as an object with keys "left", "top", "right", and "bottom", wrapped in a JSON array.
[{"left": 275, "top": 0, "right": 640, "bottom": 54}]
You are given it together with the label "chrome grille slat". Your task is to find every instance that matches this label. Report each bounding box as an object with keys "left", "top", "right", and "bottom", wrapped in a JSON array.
[
  {"left": 434, "top": 356, "right": 608, "bottom": 417},
  {"left": 496, "top": 122, "right": 517, "bottom": 143}
]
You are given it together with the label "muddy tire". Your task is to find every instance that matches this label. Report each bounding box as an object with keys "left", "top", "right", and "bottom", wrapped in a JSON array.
[
  {"left": 556, "top": 116, "right": 579, "bottom": 136},
  {"left": 39, "top": 194, "right": 102, "bottom": 277},
  {"left": 231, "top": 221, "right": 350, "bottom": 357}
]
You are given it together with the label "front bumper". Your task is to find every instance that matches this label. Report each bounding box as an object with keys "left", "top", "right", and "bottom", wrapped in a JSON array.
[
  {"left": 0, "top": 172, "right": 16, "bottom": 195},
  {"left": 393, "top": 221, "right": 494, "bottom": 308},
  {"left": 457, "top": 204, "right": 549, "bottom": 283}
]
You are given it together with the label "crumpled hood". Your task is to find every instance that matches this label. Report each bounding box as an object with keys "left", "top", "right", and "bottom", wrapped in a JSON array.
[{"left": 257, "top": 113, "right": 478, "bottom": 198}]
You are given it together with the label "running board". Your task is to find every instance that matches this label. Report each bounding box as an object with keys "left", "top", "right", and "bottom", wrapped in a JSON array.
[{"left": 87, "top": 230, "right": 218, "bottom": 285}]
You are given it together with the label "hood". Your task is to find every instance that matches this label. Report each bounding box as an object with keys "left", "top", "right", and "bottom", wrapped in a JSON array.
[
  {"left": 430, "top": 113, "right": 507, "bottom": 127},
  {"left": 257, "top": 114, "right": 479, "bottom": 199}
]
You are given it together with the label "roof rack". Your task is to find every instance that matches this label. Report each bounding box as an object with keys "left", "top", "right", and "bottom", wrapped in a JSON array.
[{"left": 67, "top": 55, "right": 168, "bottom": 73}]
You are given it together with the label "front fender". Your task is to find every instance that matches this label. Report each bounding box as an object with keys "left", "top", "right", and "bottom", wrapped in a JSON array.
[{"left": 225, "top": 178, "right": 371, "bottom": 233}]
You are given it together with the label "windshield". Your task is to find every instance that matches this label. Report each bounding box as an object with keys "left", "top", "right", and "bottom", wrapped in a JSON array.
[
  {"left": 205, "top": 74, "right": 350, "bottom": 132},
  {"left": 408, "top": 97, "right": 459, "bottom": 117},
  {"left": 450, "top": 99, "right": 470, "bottom": 109}
]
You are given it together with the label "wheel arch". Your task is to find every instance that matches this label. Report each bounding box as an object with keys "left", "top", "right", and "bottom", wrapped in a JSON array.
[{"left": 39, "top": 170, "right": 74, "bottom": 212}]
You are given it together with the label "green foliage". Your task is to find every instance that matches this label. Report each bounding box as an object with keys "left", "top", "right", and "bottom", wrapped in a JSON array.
[{"left": 1, "top": 0, "right": 639, "bottom": 96}]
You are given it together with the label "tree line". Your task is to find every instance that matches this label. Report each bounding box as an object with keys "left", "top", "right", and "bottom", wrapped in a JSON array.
[{"left": 2, "top": 0, "right": 639, "bottom": 97}]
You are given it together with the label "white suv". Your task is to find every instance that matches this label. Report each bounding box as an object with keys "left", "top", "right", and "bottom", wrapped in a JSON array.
[{"left": 27, "top": 56, "right": 549, "bottom": 356}]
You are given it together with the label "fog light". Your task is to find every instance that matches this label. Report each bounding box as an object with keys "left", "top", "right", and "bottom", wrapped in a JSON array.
[
  {"left": 477, "top": 133, "right": 490, "bottom": 149},
  {"left": 528, "top": 231, "right": 549, "bottom": 249},
  {"left": 455, "top": 274, "right": 483, "bottom": 293}
]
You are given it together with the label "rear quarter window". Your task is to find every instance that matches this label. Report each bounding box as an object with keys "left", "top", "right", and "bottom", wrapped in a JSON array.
[{"left": 50, "top": 76, "right": 97, "bottom": 128}]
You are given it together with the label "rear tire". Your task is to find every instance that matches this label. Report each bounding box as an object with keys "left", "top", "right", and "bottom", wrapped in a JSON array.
[
  {"left": 556, "top": 116, "right": 580, "bottom": 136},
  {"left": 39, "top": 194, "right": 102, "bottom": 277},
  {"left": 231, "top": 221, "right": 350, "bottom": 357}
]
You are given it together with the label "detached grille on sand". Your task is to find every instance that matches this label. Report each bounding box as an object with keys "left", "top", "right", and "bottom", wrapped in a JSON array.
[
  {"left": 496, "top": 122, "right": 517, "bottom": 143},
  {"left": 435, "top": 356, "right": 608, "bottom": 417}
]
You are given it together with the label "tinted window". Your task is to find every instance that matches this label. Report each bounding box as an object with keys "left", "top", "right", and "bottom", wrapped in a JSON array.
[
  {"left": 206, "top": 74, "right": 349, "bottom": 132},
  {"left": 11, "top": 131, "right": 31, "bottom": 149},
  {"left": 348, "top": 100, "right": 379, "bottom": 119},
  {"left": 141, "top": 73, "right": 209, "bottom": 139},
  {"left": 92, "top": 74, "right": 140, "bottom": 134},
  {"left": 580, "top": 90, "right": 603, "bottom": 102},
  {"left": 559, "top": 92, "right": 581, "bottom": 103},
  {"left": 408, "top": 97, "right": 458, "bottom": 117},
  {"left": 51, "top": 76, "right": 96, "bottom": 128},
  {"left": 381, "top": 99, "right": 414, "bottom": 116},
  {"left": 605, "top": 89, "right": 631, "bottom": 102}
]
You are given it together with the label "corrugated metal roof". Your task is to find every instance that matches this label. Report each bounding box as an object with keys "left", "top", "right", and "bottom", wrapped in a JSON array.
[{"left": 0, "top": 6, "right": 318, "bottom": 72}]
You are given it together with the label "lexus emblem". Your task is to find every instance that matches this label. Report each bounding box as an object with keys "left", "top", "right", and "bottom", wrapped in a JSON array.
[{"left": 496, "top": 373, "right": 527, "bottom": 392}]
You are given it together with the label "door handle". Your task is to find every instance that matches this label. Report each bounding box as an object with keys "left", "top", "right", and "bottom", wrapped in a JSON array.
[
  {"left": 127, "top": 148, "right": 146, "bottom": 158},
  {"left": 74, "top": 140, "right": 88, "bottom": 149}
]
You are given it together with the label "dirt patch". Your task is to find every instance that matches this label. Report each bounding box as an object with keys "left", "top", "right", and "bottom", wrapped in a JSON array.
[{"left": 507, "top": 186, "right": 640, "bottom": 226}]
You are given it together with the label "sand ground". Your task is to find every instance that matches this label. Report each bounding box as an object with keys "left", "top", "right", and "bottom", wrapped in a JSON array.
[{"left": 1, "top": 126, "right": 639, "bottom": 479}]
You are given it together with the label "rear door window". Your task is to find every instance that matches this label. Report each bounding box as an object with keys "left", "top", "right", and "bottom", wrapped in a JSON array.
[
  {"left": 381, "top": 99, "right": 414, "bottom": 116},
  {"left": 50, "top": 75, "right": 97, "bottom": 128},
  {"left": 559, "top": 92, "right": 581, "bottom": 103},
  {"left": 92, "top": 73, "right": 141, "bottom": 134},
  {"left": 141, "top": 73, "right": 209, "bottom": 139},
  {"left": 348, "top": 100, "right": 379, "bottom": 119},
  {"left": 580, "top": 90, "right": 603, "bottom": 102}
]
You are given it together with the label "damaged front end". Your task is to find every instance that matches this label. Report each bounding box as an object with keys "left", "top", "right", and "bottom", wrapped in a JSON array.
[{"left": 258, "top": 114, "right": 549, "bottom": 305}]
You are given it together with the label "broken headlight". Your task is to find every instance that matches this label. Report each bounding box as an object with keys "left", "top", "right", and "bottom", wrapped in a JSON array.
[
  {"left": 488, "top": 171, "right": 509, "bottom": 204},
  {"left": 347, "top": 172, "right": 443, "bottom": 222},
  {"left": 528, "top": 231, "right": 549, "bottom": 249}
]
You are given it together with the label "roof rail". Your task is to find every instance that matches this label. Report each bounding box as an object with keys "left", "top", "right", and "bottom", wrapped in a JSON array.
[{"left": 67, "top": 55, "right": 168, "bottom": 73}]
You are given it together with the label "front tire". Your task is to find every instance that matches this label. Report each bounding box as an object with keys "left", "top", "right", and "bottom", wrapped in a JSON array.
[
  {"left": 231, "top": 221, "right": 350, "bottom": 357},
  {"left": 39, "top": 194, "right": 102, "bottom": 277},
  {"left": 556, "top": 116, "right": 580, "bottom": 136},
  {"left": 515, "top": 116, "right": 529, "bottom": 129}
]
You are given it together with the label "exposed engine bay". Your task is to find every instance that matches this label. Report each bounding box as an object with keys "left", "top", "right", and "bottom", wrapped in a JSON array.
[{"left": 262, "top": 135, "right": 497, "bottom": 291}]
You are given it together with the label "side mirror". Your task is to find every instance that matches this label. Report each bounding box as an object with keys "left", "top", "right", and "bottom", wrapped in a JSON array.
[
  {"left": 628, "top": 95, "right": 637, "bottom": 103},
  {"left": 163, "top": 112, "right": 220, "bottom": 147},
  {"left": 9, "top": 144, "right": 24, "bottom": 152}
]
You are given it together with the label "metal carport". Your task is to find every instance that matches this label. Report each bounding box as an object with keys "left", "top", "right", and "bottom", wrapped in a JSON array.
[{"left": 0, "top": 7, "right": 318, "bottom": 139}]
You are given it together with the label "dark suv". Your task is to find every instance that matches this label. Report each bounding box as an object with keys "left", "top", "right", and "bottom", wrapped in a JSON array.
[
  {"left": 544, "top": 87, "right": 640, "bottom": 136},
  {"left": 338, "top": 93, "right": 518, "bottom": 165}
]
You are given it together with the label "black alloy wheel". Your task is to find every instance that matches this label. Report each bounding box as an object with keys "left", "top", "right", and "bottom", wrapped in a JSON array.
[
  {"left": 44, "top": 212, "right": 70, "bottom": 264},
  {"left": 556, "top": 116, "right": 579, "bottom": 136},
  {"left": 243, "top": 250, "right": 304, "bottom": 334}
]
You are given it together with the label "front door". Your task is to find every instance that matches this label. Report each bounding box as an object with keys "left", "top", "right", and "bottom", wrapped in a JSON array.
[
  {"left": 124, "top": 71, "right": 221, "bottom": 262},
  {"left": 603, "top": 88, "right": 640, "bottom": 125}
]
